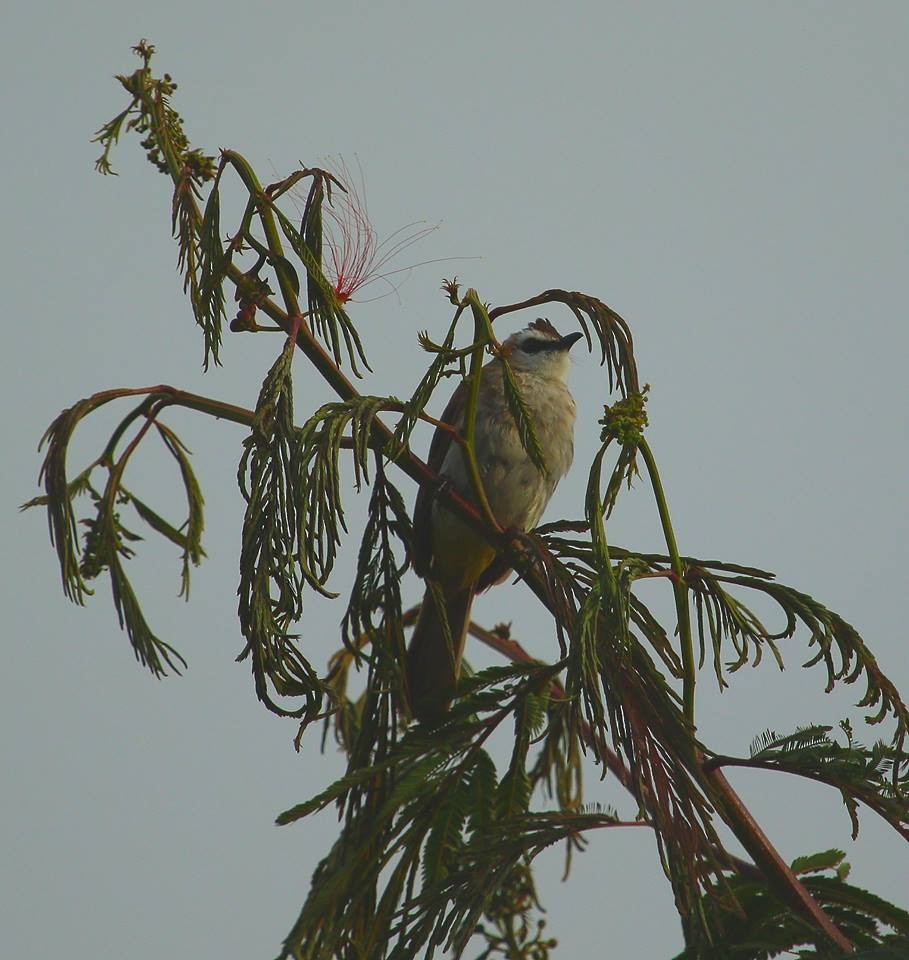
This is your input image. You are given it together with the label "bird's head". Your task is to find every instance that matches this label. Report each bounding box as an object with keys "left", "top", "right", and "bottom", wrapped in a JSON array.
[{"left": 499, "top": 318, "right": 584, "bottom": 381}]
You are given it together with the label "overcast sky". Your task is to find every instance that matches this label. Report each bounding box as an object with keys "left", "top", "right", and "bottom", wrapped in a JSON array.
[{"left": 3, "top": 3, "right": 908, "bottom": 958}]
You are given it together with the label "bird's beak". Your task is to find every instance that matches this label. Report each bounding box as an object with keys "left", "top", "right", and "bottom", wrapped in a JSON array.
[{"left": 558, "top": 332, "right": 584, "bottom": 351}]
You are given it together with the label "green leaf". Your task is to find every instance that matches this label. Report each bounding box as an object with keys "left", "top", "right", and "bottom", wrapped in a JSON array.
[
  {"left": 236, "top": 343, "right": 331, "bottom": 719},
  {"left": 500, "top": 354, "right": 547, "bottom": 475},
  {"left": 421, "top": 774, "right": 470, "bottom": 884},
  {"left": 467, "top": 749, "right": 498, "bottom": 834},
  {"left": 273, "top": 197, "right": 371, "bottom": 376},
  {"left": 276, "top": 763, "right": 384, "bottom": 825},
  {"left": 791, "top": 849, "right": 846, "bottom": 875},
  {"left": 197, "top": 177, "right": 228, "bottom": 367},
  {"left": 127, "top": 492, "right": 191, "bottom": 550}
]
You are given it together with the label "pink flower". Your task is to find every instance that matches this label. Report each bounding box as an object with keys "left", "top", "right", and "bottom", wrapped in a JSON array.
[{"left": 320, "top": 159, "right": 441, "bottom": 306}]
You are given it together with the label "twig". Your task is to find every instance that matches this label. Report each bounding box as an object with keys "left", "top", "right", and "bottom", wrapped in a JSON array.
[{"left": 704, "top": 764, "right": 854, "bottom": 952}]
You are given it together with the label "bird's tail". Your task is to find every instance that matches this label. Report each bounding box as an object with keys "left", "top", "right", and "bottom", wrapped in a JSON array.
[{"left": 406, "top": 581, "right": 475, "bottom": 723}]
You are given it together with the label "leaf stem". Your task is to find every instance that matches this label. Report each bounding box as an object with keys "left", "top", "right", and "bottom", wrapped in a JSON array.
[
  {"left": 221, "top": 150, "right": 302, "bottom": 320},
  {"left": 704, "top": 764, "right": 855, "bottom": 953},
  {"left": 460, "top": 289, "right": 501, "bottom": 530},
  {"left": 638, "top": 438, "right": 696, "bottom": 728}
]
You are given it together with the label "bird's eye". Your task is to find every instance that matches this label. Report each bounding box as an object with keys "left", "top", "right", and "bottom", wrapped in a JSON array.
[{"left": 519, "top": 338, "right": 547, "bottom": 354}]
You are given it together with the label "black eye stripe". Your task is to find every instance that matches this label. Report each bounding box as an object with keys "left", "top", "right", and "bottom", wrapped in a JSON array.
[{"left": 519, "top": 338, "right": 551, "bottom": 353}]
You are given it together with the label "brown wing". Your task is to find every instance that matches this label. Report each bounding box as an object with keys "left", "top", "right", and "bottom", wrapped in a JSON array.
[{"left": 411, "top": 380, "right": 467, "bottom": 578}]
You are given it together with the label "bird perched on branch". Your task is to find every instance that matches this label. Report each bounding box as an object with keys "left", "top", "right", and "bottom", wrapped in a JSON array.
[{"left": 407, "top": 318, "right": 582, "bottom": 721}]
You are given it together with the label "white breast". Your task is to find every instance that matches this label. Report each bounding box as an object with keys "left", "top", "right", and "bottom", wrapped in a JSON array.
[{"left": 439, "top": 365, "right": 576, "bottom": 531}]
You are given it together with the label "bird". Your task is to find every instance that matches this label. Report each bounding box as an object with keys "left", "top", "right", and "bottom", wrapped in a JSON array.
[{"left": 406, "top": 318, "right": 583, "bottom": 722}]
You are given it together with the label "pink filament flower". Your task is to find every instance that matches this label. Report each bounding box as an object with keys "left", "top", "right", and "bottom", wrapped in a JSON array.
[{"left": 321, "top": 159, "right": 440, "bottom": 306}]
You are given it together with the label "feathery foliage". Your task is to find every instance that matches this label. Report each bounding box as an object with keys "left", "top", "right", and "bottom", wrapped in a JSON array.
[
  {"left": 26, "top": 41, "right": 909, "bottom": 960},
  {"left": 675, "top": 849, "right": 909, "bottom": 959}
]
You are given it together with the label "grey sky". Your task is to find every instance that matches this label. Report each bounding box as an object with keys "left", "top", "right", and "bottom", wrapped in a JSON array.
[{"left": 3, "top": 3, "right": 907, "bottom": 957}]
